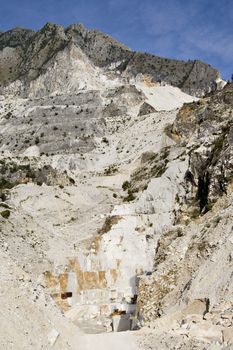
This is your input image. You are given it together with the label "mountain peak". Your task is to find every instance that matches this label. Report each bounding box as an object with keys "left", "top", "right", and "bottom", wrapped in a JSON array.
[
  {"left": 66, "top": 23, "right": 87, "bottom": 33},
  {"left": 39, "top": 22, "right": 66, "bottom": 39}
]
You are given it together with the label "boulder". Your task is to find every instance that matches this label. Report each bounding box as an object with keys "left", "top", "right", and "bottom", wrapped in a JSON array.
[
  {"left": 112, "top": 314, "right": 131, "bottom": 332},
  {"left": 47, "top": 329, "right": 60, "bottom": 346},
  {"left": 182, "top": 299, "right": 209, "bottom": 318},
  {"left": 223, "top": 326, "right": 233, "bottom": 345},
  {"left": 138, "top": 102, "right": 157, "bottom": 116},
  {"left": 189, "top": 321, "right": 223, "bottom": 343}
]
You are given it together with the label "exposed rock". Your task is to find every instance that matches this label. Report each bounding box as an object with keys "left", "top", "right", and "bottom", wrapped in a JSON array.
[
  {"left": 188, "top": 321, "right": 223, "bottom": 343},
  {"left": 0, "top": 21, "right": 231, "bottom": 350},
  {"left": 181, "top": 299, "right": 209, "bottom": 318},
  {"left": 223, "top": 326, "right": 233, "bottom": 345},
  {"left": 0, "top": 27, "right": 35, "bottom": 50},
  {"left": 47, "top": 328, "right": 60, "bottom": 346},
  {"left": 138, "top": 102, "right": 157, "bottom": 116}
]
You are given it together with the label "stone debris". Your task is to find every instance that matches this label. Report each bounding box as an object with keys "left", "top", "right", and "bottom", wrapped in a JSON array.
[{"left": 223, "top": 326, "right": 233, "bottom": 345}]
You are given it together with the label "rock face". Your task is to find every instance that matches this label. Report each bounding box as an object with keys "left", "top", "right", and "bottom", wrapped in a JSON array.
[
  {"left": 0, "top": 21, "right": 231, "bottom": 350},
  {"left": 136, "top": 84, "right": 233, "bottom": 349},
  {"left": 172, "top": 83, "right": 233, "bottom": 214}
]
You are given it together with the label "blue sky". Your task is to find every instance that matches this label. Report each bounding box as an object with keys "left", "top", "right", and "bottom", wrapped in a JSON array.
[{"left": 0, "top": 0, "right": 232, "bottom": 79}]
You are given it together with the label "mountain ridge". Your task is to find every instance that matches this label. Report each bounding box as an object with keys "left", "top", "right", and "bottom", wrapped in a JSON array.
[{"left": 0, "top": 22, "right": 221, "bottom": 97}]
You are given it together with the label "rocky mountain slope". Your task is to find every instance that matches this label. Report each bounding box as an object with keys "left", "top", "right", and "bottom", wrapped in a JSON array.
[
  {"left": 137, "top": 83, "right": 233, "bottom": 348},
  {"left": 0, "top": 23, "right": 221, "bottom": 97},
  {"left": 0, "top": 22, "right": 231, "bottom": 350}
]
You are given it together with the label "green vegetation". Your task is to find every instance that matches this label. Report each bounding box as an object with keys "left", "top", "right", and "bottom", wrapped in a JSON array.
[
  {"left": 0, "top": 192, "right": 7, "bottom": 202},
  {"left": 0, "top": 177, "right": 15, "bottom": 190},
  {"left": 122, "top": 181, "right": 130, "bottom": 191},
  {"left": 212, "top": 136, "right": 224, "bottom": 157},
  {"left": 0, "top": 209, "right": 10, "bottom": 219},
  {"left": 123, "top": 189, "right": 136, "bottom": 202},
  {"left": 0, "top": 203, "right": 10, "bottom": 209},
  {"left": 190, "top": 208, "right": 200, "bottom": 219},
  {"left": 121, "top": 180, "right": 137, "bottom": 202},
  {"left": 225, "top": 176, "right": 233, "bottom": 183},
  {"left": 211, "top": 123, "right": 232, "bottom": 165},
  {"left": 104, "top": 165, "right": 118, "bottom": 175}
]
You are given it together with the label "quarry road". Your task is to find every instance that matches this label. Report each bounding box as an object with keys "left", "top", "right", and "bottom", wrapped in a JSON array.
[{"left": 82, "top": 331, "right": 139, "bottom": 350}]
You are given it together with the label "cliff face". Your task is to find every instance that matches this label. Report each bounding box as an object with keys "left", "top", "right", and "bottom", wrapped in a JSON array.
[{"left": 136, "top": 83, "right": 233, "bottom": 348}]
